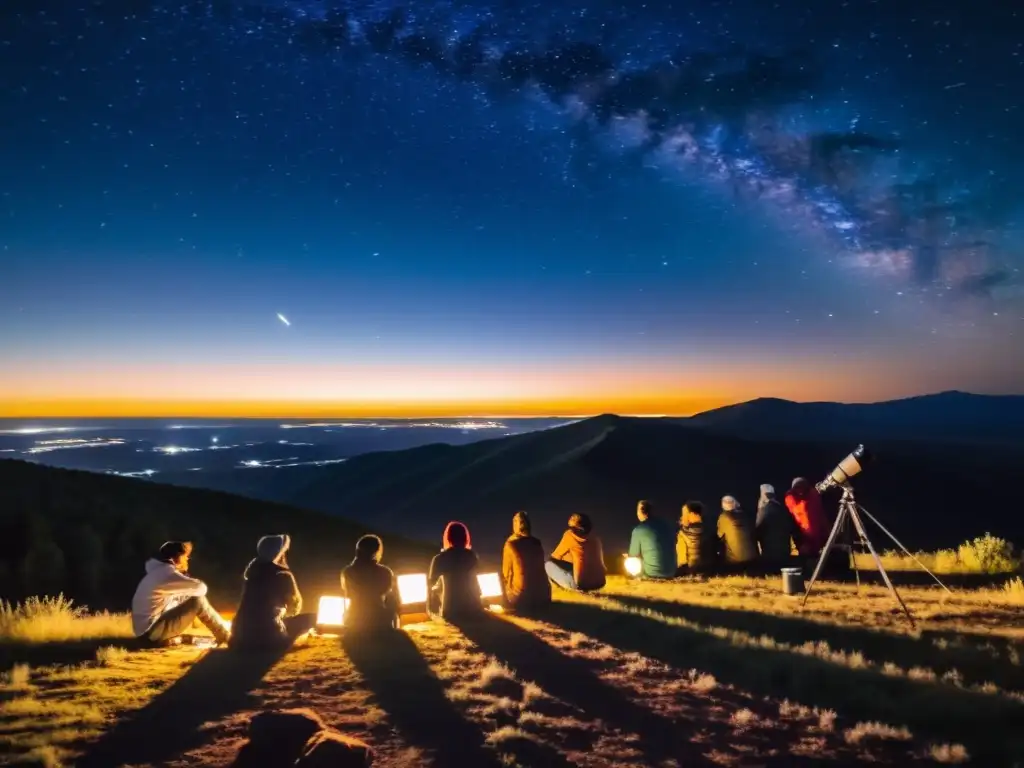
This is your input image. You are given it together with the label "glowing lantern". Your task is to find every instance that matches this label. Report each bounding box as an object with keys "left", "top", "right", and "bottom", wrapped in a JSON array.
[
  {"left": 477, "top": 572, "right": 503, "bottom": 602},
  {"left": 624, "top": 556, "right": 643, "bottom": 578},
  {"left": 317, "top": 595, "right": 349, "bottom": 626},
  {"left": 397, "top": 573, "right": 429, "bottom": 606}
]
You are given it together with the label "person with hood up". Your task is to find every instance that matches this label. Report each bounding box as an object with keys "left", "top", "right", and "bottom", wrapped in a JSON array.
[
  {"left": 546, "top": 513, "right": 606, "bottom": 592},
  {"left": 756, "top": 484, "right": 797, "bottom": 567},
  {"left": 230, "top": 534, "right": 315, "bottom": 650},
  {"left": 628, "top": 500, "right": 677, "bottom": 579},
  {"left": 676, "top": 501, "right": 718, "bottom": 575},
  {"left": 717, "top": 496, "right": 759, "bottom": 572},
  {"left": 427, "top": 522, "right": 482, "bottom": 619},
  {"left": 131, "top": 541, "right": 231, "bottom": 646},
  {"left": 501, "top": 511, "right": 551, "bottom": 614},
  {"left": 341, "top": 534, "right": 400, "bottom": 632},
  {"left": 785, "top": 477, "right": 830, "bottom": 556}
]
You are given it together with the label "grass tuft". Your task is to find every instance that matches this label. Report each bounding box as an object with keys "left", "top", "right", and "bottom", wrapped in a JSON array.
[
  {"left": 94, "top": 646, "right": 129, "bottom": 667},
  {"left": 929, "top": 743, "right": 971, "bottom": 764},
  {"left": 844, "top": 721, "right": 913, "bottom": 744},
  {"left": 0, "top": 596, "right": 131, "bottom": 644}
]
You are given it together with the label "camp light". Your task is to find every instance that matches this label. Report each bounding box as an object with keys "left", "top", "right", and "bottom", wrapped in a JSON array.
[
  {"left": 317, "top": 595, "right": 349, "bottom": 626},
  {"left": 624, "top": 556, "right": 643, "bottom": 578},
  {"left": 397, "top": 573, "right": 429, "bottom": 606},
  {"left": 477, "top": 572, "right": 502, "bottom": 601}
]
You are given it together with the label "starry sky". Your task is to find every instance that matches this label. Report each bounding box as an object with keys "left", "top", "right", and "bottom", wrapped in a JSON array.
[{"left": 1, "top": 0, "right": 1023, "bottom": 418}]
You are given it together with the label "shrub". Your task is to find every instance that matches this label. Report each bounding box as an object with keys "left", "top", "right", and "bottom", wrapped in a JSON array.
[
  {"left": 0, "top": 595, "right": 131, "bottom": 644},
  {"left": 957, "top": 534, "right": 1019, "bottom": 574}
]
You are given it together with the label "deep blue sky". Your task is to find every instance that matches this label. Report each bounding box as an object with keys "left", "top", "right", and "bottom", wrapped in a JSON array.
[{"left": 1, "top": 0, "right": 1022, "bottom": 416}]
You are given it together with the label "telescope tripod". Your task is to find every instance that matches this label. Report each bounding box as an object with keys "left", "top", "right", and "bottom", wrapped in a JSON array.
[{"left": 801, "top": 485, "right": 952, "bottom": 629}]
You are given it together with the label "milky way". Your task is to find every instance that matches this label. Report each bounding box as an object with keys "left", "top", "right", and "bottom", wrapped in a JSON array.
[{"left": 136, "top": 0, "right": 1024, "bottom": 308}]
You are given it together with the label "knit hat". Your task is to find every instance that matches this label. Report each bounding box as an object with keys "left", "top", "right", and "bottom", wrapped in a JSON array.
[
  {"left": 256, "top": 534, "right": 291, "bottom": 563},
  {"left": 721, "top": 496, "right": 739, "bottom": 511},
  {"left": 760, "top": 484, "right": 775, "bottom": 496}
]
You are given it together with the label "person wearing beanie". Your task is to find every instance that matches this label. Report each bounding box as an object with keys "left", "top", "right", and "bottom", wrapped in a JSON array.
[
  {"left": 501, "top": 511, "right": 551, "bottom": 614},
  {"left": 628, "top": 500, "right": 678, "bottom": 579},
  {"left": 546, "top": 513, "right": 606, "bottom": 592},
  {"left": 341, "top": 534, "right": 399, "bottom": 632},
  {"left": 230, "top": 534, "right": 315, "bottom": 650},
  {"left": 756, "top": 484, "right": 797, "bottom": 568},
  {"left": 131, "top": 541, "right": 231, "bottom": 646},
  {"left": 717, "top": 495, "right": 759, "bottom": 572},
  {"left": 427, "top": 522, "right": 483, "bottom": 619}
]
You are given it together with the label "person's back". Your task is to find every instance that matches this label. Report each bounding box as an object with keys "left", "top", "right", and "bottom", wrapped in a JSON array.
[
  {"left": 429, "top": 522, "right": 482, "bottom": 619},
  {"left": 551, "top": 522, "right": 606, "bottom": 591},
  {"left": 629, "top": 517, "right": 677, "bottom": 579},
  {"left": 786, "top": 478, "right": 830, "bottom": 556},
  {"left": 502, "top": 512, "right": 551, "bottom": 613},
  {"left": 717, "top": 497, "right": 758, "bottom": 566},
  {"left": 231, "top": 559, "right": 301, "bottom": 648},
  {"left": 342, "top": 559, "right": 397, "bottom": 630},
  {"left": 756, "top": 485, "right": 795, "bottom": 566},
  {"left": 676, "top": 502, "right": 717, "bottom": 574}
]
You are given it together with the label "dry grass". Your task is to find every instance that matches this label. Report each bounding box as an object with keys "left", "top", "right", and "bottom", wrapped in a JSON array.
[
  {"left": 853, "top": 534, "right": 1020, "bottom": 575},
  {"left": 0, "top": 596, "right": 131, "bottom": 645},
  {"left": 0, "top": 574, "right": 1018, "bottom": 765}
]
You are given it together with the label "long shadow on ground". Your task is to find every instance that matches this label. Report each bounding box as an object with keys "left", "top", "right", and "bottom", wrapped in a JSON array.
[
  {"left": 341, "top": 629, "right": 503, "bottom": 768},
  {"left": 612, "top": 594, "right": 1024, "bottom": 691},
  {"left": 76, "top": 647, "right": 287, "bottom": 767},
  {"left": 547, "top": 599, "right": 1024, "bottom": 766},
  {"left": 454, "top": 612, "right": 868, "bottom": 768}
]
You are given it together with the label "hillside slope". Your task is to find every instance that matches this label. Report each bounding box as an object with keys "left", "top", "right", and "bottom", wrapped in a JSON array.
[
  {"left": 288, "top": 415, "right": 1023, "bottom": 555},
  {"left": 676, "top": 391, "right": 1024, "bottom": 444},
  {"left": 0, "top": 459, "right": 435, "bottom": 610}
]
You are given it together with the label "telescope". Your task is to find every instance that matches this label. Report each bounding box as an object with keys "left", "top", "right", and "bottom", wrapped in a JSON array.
[{"left": 816, "top": 444, "right": 872, "bottom": 493}]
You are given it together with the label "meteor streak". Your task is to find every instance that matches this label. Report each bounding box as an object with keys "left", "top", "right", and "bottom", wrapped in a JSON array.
[{"left": 277, "top": 313, "right": 291, "bottom": 327}]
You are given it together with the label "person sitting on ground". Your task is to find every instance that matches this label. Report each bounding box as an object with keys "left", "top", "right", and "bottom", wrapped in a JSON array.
[
  {"left": 546, "top": 513, "right": 606, "bottom": 592},
  {"left": 717, "top": 496, "right": 759, "bottom": 572},
  {"left": 131, "top": 541, "right": 231, "bottom": 646},
  {"left": 501, "top": 511, "right": 551, "bottom": 614},
  {"left": 628, "top": 500, "right": 677, "bottom": 579},
  {"left": 230, "top": 534, "right": 316, "bottom": 650},
  {"left": 785, "top": 477, "right": 830, "bottom": 557},
  {"left": 428, "top": 522, "right": 482, "bottom": 619},
  {"left": 341, "top": 534, "right": 400, "bottom": 632},
  {"left": 756, "top": 484, "right": 797, "bottom": 568},
  {"left": 676, "top": 501, "right": 718, "bottom": 575}
]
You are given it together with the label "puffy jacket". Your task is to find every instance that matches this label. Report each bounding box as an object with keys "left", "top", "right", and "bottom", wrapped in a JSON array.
[
  {"left": 786, "top": 483, "right": 830, "bottom": 555},
  {"left": 676, "top": 523, "right": 717, "bottom": 572},
  {"left": 502, "top": 534, "right": 551, "bottom": 612},
  {"left": 717, "top": 508, "right": 758, "bottom": 565},
  {"left": 552, "top": 530, "right": 606, "bottom": 591},
  {"left": 230, "top": 560, "right": 302, "bottom": 649},
  {"left": 756, "top": 498, "right": 796, "bottom": 564}
]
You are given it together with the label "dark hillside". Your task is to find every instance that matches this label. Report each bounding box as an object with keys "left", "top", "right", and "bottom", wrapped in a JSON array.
[
  {"left": 288, "top": 415, "right": 1023, "bottom": 556},
  {"left": 0, "top": 459, "right": 435, "bottom": 611}
]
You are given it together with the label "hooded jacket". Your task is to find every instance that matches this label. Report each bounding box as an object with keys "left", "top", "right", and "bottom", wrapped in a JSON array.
[
  {"left": 785, "top": 479, "right": 830, "bottom": 555},
  {"left": 428, "top": 522, "right": 482, "bottom": 618},
  {"left": 552, "top": 529, "right": 606, "bottom": 591},
  {"left": 756, "top": 489, "right": 796, "bottom": 565},
  {"left": 502, "top": 533, "right": 550, "bottom": 611},
  {"left": 230, "top": 536, "right": 302, "bottom": 648},
  {"left": 131, "top": 559, "right": 208, "bottom": 637}
]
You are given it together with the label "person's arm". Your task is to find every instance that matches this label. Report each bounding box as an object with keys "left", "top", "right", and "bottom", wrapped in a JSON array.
[
  {"left": 160, "top": 570, "right": 208, "bottom": 598},
  {"left": 628, "top": 526, "right": 641, "bottom": 558},
  {"left": 279, "top": 571, "right": 302, "bottom": 617},
  {"left": 340, "top": 568, "right": 348, "bottom": 597},
  {"left": 428, "top": 554, "right": 441, "bottom": 588},
  {"left": 384, "top": 569, "right": 399, "bottom": 621},
  {"left": 501, "top": 542, "right": 514, "bottom": 592},
  {"left": 551, "top": 532, "right": 571, "bottom": 561}
]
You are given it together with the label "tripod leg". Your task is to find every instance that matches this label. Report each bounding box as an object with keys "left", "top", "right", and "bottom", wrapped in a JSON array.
[
  {"left": 850, "top": 507, "right": 916, "bottom": 629},
  {"left": 801, "top": 505, "right": 848, "bottom": 607},
  {"left": 857, "top": 506, "right": 953, "bottom": 594},
  {"left": 845, "top": 513, "right": 862, "bottom": 591}
]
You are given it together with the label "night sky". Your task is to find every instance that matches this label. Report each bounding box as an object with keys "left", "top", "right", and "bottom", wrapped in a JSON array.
[{"left": 2, "top": 1, "right": 1023, "bottom": 417}]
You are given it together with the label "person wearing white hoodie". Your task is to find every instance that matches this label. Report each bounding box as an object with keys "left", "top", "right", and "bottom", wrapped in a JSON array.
[{"left": 130, "top": 541, "right": 231, "bottom": 646}]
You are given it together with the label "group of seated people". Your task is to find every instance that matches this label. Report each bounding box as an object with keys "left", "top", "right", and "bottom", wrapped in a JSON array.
[{"left": 129, "top": 478, "right": 830, "bottom": 648}]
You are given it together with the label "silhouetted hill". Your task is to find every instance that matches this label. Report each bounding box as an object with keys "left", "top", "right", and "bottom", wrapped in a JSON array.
[
  {"left": 287, "top": 415, "right": 1023, "bottom": 556},
  {"left": 0, "top": 459, "right": 435, "bottom": 611},
  {"left": 676, "top": 391, "right": 1024, "bottom": 445}
]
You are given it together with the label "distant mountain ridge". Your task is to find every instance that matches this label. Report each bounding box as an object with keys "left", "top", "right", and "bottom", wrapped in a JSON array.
[{"left": 676, "top": 391, "right": 1024, "bottom": 443}]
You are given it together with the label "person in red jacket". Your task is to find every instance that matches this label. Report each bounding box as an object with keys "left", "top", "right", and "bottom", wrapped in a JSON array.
[{"left": 785, "top": 478, "right": 831, "bottom": 556}]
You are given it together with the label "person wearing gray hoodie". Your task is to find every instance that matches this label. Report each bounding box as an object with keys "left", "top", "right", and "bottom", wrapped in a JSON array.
[
  {"left": 230, "top": 534, "right": 316, "bottom": 650},
  {"left": 130, "top": 541, "right": 231, "bottom": 646}
]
